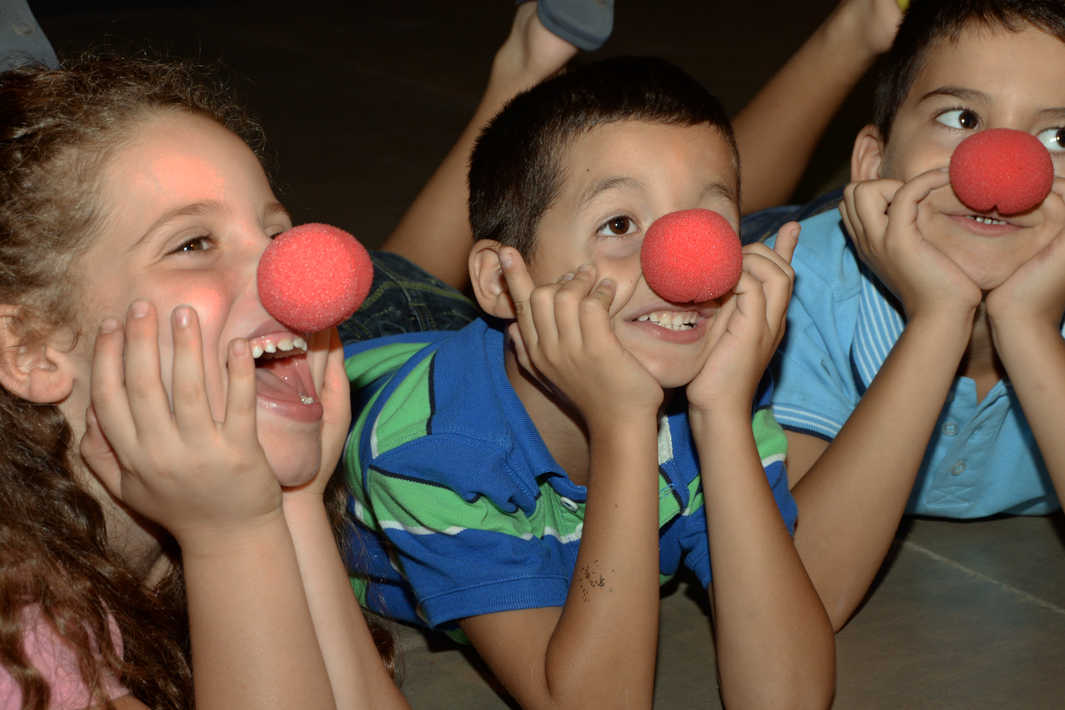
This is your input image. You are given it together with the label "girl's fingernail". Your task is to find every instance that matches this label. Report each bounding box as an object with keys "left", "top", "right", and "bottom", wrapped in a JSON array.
[
  {"left": 173, "top": 306, "right": 192, "bottom": 328},
  {"left": 129, "top": 300, "right": 149, "bottom": 319},
  {"left": 100, "top": 317, "right": 119, "bottom": 333}
]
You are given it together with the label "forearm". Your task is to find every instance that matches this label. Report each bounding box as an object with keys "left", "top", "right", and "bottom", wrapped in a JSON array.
[
  {"left": 733, "top": 4, "right": 883, "bottom": 213},
  {"left": 994, "top": 323, "right": 1065, "bottom": 498},
  {"left": 180, "top": 511, "right": 335, "bottom": 710},
  {"left": 693, "top": 409, "right": 834, "bottom": 710},
  {"left": 542, "top": 421, "right": 661, "bottom": 706},
  {"left": 791, "top": 316, "right": 969, "bottom": 628},
  {"left": 467, "top": 416, "right": 662, "bottom": 709},
  {"left": 283, "top": 494, "right": 410, "bottom": 710}
]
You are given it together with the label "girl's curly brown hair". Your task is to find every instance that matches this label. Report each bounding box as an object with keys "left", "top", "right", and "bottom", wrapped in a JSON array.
[{"left": 0, "top": 54, "right": 263, "bottom": 710}]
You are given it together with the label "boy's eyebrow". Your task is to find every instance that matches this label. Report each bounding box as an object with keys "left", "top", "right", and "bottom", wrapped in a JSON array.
[
  {"left": 576, "top": 177, "right": 737, "bottom": 209},
  {"left": 916, "top": 86, "right": 989, "bottom": 105},
  {"left": 576, "top": 176, "right": 642, "bottom": 209}
]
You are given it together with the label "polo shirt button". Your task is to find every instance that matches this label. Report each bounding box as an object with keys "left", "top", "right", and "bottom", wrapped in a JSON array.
[
  {"left": 942, "top": 421, "right": 958, "bottom": 436},
  {"left": 559, "top": 496, "right": 579, "bottom": 512},
  {"left": 951, "top": 460, "right": 966, "bottom": 476}
]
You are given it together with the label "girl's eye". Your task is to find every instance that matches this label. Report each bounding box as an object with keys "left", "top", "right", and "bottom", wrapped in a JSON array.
[
  {"left": 596, "top": 216, "right": 637, "bottom": 237},
  {"left": 171, "top": 236, "right": 212, "bottom": 254},
  {"left": 1036, "top": 127, "right": 1065, "bottom": 153},
  {"left": 936, "top": 108, "right": 980, "bottom": 130}
]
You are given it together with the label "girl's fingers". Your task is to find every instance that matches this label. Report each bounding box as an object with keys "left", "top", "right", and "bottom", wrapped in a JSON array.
[
  {"left": 89, "top": 316, "right": 138, "bottom": 456},
  {"left": 79, "top": 405, "right": 122, "bottom": 497},
  {"left": 223, "top": 336, "right": 258, "bottom": 443},
  {"left": 122, "top": 300, "right": 172, "bottom": 436},
  {"left": 170, "top": 306, "right": 214, "bottom": 435}
]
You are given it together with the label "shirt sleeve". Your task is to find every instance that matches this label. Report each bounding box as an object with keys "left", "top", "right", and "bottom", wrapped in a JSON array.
[
  {"left": 0, "top": 606, "right": 129, "bottom": 710},
  {"left": 769, "top": 228, "right": 863, "bottom": 441},
  {"left": 364, "top": 438, "right": 571, "bottom": 628}
]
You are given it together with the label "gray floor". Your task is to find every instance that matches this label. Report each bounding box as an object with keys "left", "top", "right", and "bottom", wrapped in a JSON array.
[{"left": 29, "top": 1, "right": 1065, "bottom": 707}]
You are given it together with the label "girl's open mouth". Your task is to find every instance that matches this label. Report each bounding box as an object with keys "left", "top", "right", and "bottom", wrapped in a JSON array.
[{"left": 248, "top": 332, "right": 323, "bottom": 421}]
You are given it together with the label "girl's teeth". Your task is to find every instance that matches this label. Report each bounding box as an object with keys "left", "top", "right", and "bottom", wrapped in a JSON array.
[
  {"left": 300, "top": 395, "right": 315, "bottom": 405},
  {"left": 637, "top": 311, "right": 698, "bottom": 330},
  {"left": 973, "top": 216, "right": 1005, "bottom": 225}
]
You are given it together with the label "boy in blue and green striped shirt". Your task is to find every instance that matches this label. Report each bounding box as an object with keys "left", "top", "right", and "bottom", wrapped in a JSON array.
[{"left": 343, "top": 57, "right": 834, "bottom": 708}]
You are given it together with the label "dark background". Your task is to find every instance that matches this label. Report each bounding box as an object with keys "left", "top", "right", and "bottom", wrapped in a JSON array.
[{"left": 33, "top": 0, "right": 872, "bottom": 247}]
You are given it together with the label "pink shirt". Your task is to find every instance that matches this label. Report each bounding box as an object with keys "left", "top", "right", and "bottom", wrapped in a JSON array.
[{"left": 0, "top": 606, "right": 129, "bottom": 710}]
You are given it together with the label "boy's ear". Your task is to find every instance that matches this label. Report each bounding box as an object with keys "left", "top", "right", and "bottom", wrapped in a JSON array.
[
  {"left": 469, "top": 240, "right": 517, "bottom": 319},
  {"left": 0, "top": 306, "right": 76, "bottom": 404},
  {"left": 851, "top": 124, "right": 886, "bottom": 182}
]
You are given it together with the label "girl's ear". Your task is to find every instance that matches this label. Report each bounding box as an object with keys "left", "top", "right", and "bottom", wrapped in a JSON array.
[
  {"left": 851, "top": 124, "right": 887, "bottom": 182},
  {"left": 468, "top": 239, "right": 517, "bottom": 319},
  {"left": 0, "top": 306, "right": 76, "bottom": 404}
]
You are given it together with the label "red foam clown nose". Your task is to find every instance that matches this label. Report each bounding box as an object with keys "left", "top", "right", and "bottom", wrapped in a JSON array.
[
  {"left": 641, "top": 209, "right": 743, "bottom": 303},
  {"left": 949, "top": 128, "right": 1055, "bottom": 215},
  {"left": 257, "top": 223, "right": 374, "bottom": 333}
]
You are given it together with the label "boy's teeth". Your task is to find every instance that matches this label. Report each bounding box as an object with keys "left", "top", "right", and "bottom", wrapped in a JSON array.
[
  {"left": 300, "top": 395, "right": 315, "bottom": 405},
  {"left": 264, "top": 341, "right": 277, "bottom": 353},
  {"left": 973, "top": 215, "right": 1005, "bottom": 225},
  {"left": 293, "top": 337, "right": 307, "bottom": 350},
  {"left": 637, "top": 310, "right": 698, "bottom": 330}
]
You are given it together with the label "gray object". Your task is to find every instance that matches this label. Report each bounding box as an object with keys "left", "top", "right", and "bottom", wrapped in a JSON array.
[
  {"left": 537, "top": 0, "right": 614, "bottom": 51},
  {"left": 1, "top": 0, "right": 58, "bottom": 71}
]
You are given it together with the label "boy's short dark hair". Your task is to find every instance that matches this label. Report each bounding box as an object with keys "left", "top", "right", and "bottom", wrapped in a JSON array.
[
  {"left": 468, "top": 56, "right": 738, "bottom": 258},
  {"left": 873, "top": 0, "right": 1065, "bottom": 140}
]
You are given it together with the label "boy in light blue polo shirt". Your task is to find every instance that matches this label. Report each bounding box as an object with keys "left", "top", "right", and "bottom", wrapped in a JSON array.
[{"left": 766, "top": 0, "right": 1065, "bottom": 630}]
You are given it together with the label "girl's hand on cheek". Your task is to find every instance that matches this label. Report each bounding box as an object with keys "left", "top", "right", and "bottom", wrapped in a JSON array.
[
  {"left": 687, "top": 222, "right": 797, "bottom": 415},
  {"left": 499, "top": 248, "right": 663, "bottom": 431},
  {"left": 81, "top": 301, "right": 281, "bottom": 552},
  {"left": 987, "top": 181, "right": 1065, "bottom": 334},
  {"left": 283, "top": 327, "right": 350, "bottom": 502},
  {"left": 841, "top": 168, "right": 980, "bottom": 323}
]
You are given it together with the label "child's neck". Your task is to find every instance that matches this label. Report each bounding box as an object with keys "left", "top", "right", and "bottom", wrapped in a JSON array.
[
  {"left": 504, "top": 348, "right": 593, "bottom": 486},
  {"left": 959, "top": 303, "right": 1005, "bottom": 401}
]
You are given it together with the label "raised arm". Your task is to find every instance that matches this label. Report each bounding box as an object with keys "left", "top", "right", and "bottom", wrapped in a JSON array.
[
  {"left": 82, "top": 302, "right": 335, "bottom": 710},
  {"left": 378, "top": 3, "right": 577, "bottom": 289},
  {"left": 686, "top": 225, "right": 835, "bottom": 708},
  {"left": 458, "top": 253, "right": 663, "bottom": 709},
  {"left": 787, "top": 170, "right": 982, "bottom": 629},
  {"left": 733, "top": 0, "right": 902, "bottom": 213}
]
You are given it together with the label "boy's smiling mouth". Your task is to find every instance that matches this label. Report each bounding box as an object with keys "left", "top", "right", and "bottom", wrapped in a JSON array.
[{"left": 636, "top": 309, "right": 700, "bottom": 331}]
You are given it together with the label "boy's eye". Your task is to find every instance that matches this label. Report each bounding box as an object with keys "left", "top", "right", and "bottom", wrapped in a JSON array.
[
  {"left": 1036, "top": 127, "right": 1065, "bottom": 153},
  {"left": 596, "top": 216, "right": 637, "bottom": 237},
  {"left": 936, "top": 108, "right": 980, "bottom": 130},
  {"left": 170, "top": 236, "right": 212, "bottom": 254}
]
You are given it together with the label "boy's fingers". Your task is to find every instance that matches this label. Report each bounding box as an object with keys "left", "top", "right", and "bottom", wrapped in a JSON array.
[
  {"left": 771, "top": 221, "right": 800, "bottom": 264},
  {"left": 555, "top": 264, "right": 597, "bottom": 348},
  {"left": 498, "top": 247, "right": 535, "bottom": 317},
  {"left": 170, "top": 306, "right": 214, "bottom": 435},
  {"left": 579, "top": 278, "right": 617, "bottom": 343},
  {"left": 885, "top": 168, "right": 949, "bottom": 225}
]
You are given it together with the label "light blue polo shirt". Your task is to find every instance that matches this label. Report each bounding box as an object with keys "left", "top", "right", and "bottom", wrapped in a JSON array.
[{"left": 769, "top": 209, "right": 1061, "bottom": 518}]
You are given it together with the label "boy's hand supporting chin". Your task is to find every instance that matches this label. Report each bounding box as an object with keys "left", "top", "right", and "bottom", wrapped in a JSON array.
[
  {"left": 500, "top": 250, "right": 664, "bottom": 429},
  {"left": 986, "top": 180, "right": 1065, "bottom": 338},
  {"left": 686, "top": 222, "right": 798, "bottom": 416},
  {"left": 841, "top": 168, "right": 981, "bottom": 325}
]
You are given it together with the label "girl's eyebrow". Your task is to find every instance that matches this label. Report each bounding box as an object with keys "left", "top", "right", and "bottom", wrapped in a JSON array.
[{"left": 133, "top": 201, "right": 221, "bottom": 250}]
